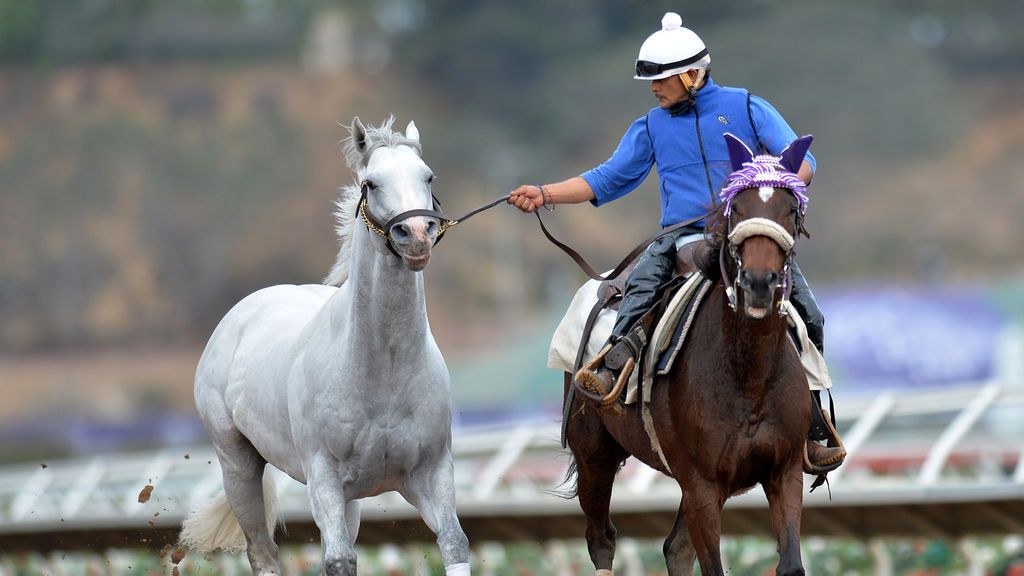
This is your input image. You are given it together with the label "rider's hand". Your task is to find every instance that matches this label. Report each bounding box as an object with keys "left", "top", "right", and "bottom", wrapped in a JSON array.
[{"left": 508, "top": 185, "right": 544, "bottom": 213}]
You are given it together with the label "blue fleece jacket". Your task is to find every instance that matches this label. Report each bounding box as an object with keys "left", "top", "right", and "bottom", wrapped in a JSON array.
[{"left": 581, "top": 78, "right": 816, "bottom": 228}]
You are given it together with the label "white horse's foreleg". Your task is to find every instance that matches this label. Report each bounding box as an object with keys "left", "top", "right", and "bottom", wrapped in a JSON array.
[
  {"left": 214, "top": 435, "right": 282, "bottom": 576},
  {"left": 344, "top": 500, "right": 360, "bottom": 544},
  {"left": 401, "top": 457, "right": 471, "bottom": 575},
  {"left": 307, "top": 453, "right": 357, "bottom": 576}
]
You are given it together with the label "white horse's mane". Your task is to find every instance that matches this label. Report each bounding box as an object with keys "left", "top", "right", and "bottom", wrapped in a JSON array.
[{"left": 324, "top": 116, "right": 422, "bottom": 287}]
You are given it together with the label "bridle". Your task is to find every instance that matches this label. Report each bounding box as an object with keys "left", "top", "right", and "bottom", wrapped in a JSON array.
[
  {"left": 356, "top": 180, "right": 454, "bottom": 258},
  {"left": 719, "top": 189, "right": 803, "bottom": 316},
  {"left": 357, "top": 180, "right": 508, "bottom": 258}
]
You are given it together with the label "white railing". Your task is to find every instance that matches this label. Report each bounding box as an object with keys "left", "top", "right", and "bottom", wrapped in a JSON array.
[{"left": 1, "top": 383, "right": 1022, "bottom": 539}]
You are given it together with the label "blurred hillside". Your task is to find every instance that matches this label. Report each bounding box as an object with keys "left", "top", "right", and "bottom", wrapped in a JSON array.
[{"left": 1, "top": 1, "right": 1022, "bottom": 412}]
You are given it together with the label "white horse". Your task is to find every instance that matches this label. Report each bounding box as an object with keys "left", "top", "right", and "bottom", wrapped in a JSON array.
[{"left": 180, "top": 117, "right": 470, "bottom": 576}]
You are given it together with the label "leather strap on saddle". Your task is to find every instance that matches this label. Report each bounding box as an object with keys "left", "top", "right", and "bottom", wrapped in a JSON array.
[
  {"left": 808, "top": 390, "right": 832, "bottom": 442},
  {"left": 605, "top": 330, "right": 645, "bottom": 371}
]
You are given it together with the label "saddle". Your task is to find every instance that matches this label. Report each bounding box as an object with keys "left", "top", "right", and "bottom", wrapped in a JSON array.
[
  {"left": 594, "top": 241, "right": 703, "bottom": 312},
  {"left": 572, "top": 242, "right": 706, "bottom": 398}
]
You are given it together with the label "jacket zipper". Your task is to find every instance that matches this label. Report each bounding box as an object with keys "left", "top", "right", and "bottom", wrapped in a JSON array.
[{"left": 693, "top": 105, "right": 716, "bottom": 207}]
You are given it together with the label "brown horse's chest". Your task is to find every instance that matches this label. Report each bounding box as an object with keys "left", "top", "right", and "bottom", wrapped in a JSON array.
[{"left": 659, "top": 386, "right": 803, "bottom": 484}]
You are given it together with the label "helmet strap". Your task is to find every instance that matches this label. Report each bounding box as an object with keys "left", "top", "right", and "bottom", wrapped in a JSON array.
[
  {"left": 680, "top": 68, "right": 705, "bottom": 95},
  {"left": 669, "top": 69, "right": 705, "bottom": 116}
]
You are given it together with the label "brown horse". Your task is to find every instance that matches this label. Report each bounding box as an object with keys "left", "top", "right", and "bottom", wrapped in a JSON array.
[{"left": 563, "top": 135, "right": 816, "bottom": 576}]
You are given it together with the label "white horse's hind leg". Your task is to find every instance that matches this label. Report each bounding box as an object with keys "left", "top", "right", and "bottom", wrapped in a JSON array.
[
  {"left": 214, "top": 437, "right": 282, "bottom": 576},
  {"left": 307, "top": 453, "right": 357, "bottom": 576},
  {"left": 401, "top": 458, "right": 471, "bottom": 575},
  {"left": 196, "top": 385, "right": 282, "bottom": 576}
]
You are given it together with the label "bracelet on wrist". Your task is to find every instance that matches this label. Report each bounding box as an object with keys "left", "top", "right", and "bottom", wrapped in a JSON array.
[{"left": 537, "top": 184, "right": 555, "bottom": 212}]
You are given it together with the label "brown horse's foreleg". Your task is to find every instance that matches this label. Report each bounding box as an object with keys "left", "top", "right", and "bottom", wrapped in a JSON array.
[
  {"left": 764, "top": 462, "right": 806, "bottom": 576},
  {"left": 663, "top": 498, "right": 696, "bottom": 576},
  {"left": 682, "top": 481, "right": 726, "bottom": 576}
]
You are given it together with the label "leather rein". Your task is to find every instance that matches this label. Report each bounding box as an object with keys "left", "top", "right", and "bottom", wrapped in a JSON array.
[{"left": 360, "top": 183, "right": 713, "bottom": 283}]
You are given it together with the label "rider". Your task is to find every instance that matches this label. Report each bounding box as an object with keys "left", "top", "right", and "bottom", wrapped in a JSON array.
[{"left": 509, "top": 12, "right": 845, "bottom": 471}]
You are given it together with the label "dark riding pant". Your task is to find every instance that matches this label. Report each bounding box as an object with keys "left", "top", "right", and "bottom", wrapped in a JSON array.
[
  {"left": 611, "top": 229, "right": 825, "bottom": 354},
  {"left": 610, "top": 226, "right": 701, "bottom": 340},
  {"left": 788, "top": 261, "right": 825, "bottom": 353}
]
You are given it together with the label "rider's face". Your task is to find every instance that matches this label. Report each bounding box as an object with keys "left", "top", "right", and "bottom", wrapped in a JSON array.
[{"left": 651, "top": 74, "right": 688, "bottom": 108}]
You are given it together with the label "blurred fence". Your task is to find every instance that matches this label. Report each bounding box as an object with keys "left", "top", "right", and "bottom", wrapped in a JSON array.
[{"left": 1, "top": 382, "right": 1022, "bottom": 553}]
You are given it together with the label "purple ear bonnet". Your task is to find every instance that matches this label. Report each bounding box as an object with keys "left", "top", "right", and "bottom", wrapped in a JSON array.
[{"left": 719, "top": 134, "right": 812, "bottom": 216}]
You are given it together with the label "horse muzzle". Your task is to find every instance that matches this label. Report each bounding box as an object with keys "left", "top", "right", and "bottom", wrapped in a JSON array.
[
  {"left": 737, "top": 269, "right": 780, "bottom": 319},
  {"left": 390, "top": 216, "right": 439, "bottom": 271}
]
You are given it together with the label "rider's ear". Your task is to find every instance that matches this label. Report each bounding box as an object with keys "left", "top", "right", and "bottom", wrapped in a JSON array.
[
  {"left": 780, "top": 135, "right": 813, "bottom": 173},
  {"left": 724, "top": 133, "right": 753, "bottom": 171},
  {"left": 405, "top": 121, "right": 420, "bottom": 143},
  {"left": 352, "top": 117, "right": 368, "bottom": 155}
]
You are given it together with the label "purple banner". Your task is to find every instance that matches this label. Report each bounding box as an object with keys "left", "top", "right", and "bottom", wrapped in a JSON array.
[{"left": 820, "top": 286, "right": 1006, "bottom": 391}]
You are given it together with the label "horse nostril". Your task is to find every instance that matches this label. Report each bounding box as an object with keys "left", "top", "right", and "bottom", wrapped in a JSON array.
[
  {"left": 738, "top": 270, "right": 751, "bottom": 289},
  {"left": 392, "top": 223, "right": 411, "bottom": 242},
  {"left": 426, "top": 220, "right": 438, "bottom": 236},
  {"left": 766, "top": 272, "right": 779, "bottom": 285}
]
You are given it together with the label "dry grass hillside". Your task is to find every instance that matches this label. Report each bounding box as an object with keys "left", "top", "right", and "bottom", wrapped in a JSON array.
[
  {"left": 1, "top": 66, "right": 1023, "bottom": 424},
  {"left": 807, "top": 80, "right": 1024, "bottom": 281}
]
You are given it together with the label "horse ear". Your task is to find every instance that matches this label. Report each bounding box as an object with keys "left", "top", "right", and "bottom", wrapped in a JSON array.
[
  {"left": 405, "top": 121, "right": 420, "bottom": 143},
  {"left": 724, "top": 133, "right": 753, "bottom": 171},
  {"left": 351, "top": 117, "right": 368, "bottom": 154},
  {"left": 780, "top": 135, "right": 813, "bottom": 173}
]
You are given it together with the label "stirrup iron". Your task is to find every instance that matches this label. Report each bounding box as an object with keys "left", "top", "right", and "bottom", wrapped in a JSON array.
[{"left": 574, "top": 343, "right": 635, "bottom": 408}]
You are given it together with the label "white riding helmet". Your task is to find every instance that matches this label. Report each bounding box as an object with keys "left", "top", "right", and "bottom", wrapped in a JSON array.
[{"left": 634, "top": 12, "right": 711, "bottom": 80}]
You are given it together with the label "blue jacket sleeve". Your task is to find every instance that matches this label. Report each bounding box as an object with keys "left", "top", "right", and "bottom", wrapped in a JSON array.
[
  {"left": 749, "top": 95, "right": 817, "bottom": 174},
  {"left": 581, "top": 116, "right": 655, "bottom": 207}
]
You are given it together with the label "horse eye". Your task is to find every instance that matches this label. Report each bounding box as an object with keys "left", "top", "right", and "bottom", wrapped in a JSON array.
[
  {"left": 364, "top": 180, "right": 377, "bottom": 191},
  {"left": 427, "top": 174, "right": 435, "bottom": 184}
]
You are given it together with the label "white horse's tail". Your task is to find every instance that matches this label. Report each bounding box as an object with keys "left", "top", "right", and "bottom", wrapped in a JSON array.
[{"left": 179, "top": 472, "right": 279, "bottom": 553}]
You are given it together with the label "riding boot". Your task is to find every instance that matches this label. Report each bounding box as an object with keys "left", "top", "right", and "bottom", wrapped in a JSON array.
[
  {"left": 574, "top": 334, "right": 641, "bottom": 406},
  {"left": 789, "top": 261, "right": 824, "bottom": 354},
  {"left": 573, "top": 229, "right": 690, "bottom": 406},
  {"left": 804, "top": 390, "right": 846, "bottom": 473}
]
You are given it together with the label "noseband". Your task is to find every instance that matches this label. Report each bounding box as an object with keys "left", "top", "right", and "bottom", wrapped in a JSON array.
[
  {"left": 357, "top": 181, "right": 455, "bottom": 258},
  {"left": 720, "top": 204, "right": 801, "bottom": 315}
]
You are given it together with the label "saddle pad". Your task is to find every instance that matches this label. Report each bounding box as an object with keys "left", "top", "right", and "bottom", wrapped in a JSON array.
[
  {"left": 548, "top": 234, "right": 707, "bottom": 397},
  {"left": 548, "top": 271, "right": 630, "bottom": 383},
  {"left": 783, "top": 301, "right": 833, "bottom": 391},
  {"left": 548, "top": 271, "right": 705, "bottom": 405},
  {"left": 647, "top": 275, "right": 713, "bottom": 396}
]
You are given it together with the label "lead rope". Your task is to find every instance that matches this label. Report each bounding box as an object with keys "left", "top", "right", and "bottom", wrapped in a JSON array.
[{"left": 367, "top": 185, "right": 714, "bottom": 284}]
